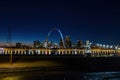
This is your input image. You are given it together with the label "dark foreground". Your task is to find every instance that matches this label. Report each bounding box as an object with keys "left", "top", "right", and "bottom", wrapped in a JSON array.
[
  {"left": 1, "top": 55, "right": 120, "bottom": 80},
  {"left": 0, "top": 55, "right": 120, "bottom": 72},
  {"left": 1, "top": 70, "right": 120, "bottom": 80},
  {"left": 1, "top": 55, "right": 120, "bottom": 71}
]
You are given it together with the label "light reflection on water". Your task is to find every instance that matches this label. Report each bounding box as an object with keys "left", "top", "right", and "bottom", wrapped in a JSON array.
[
  {"left": 1, "top": 72, "right": 120, "bottom": 80},
  {"left": 1, "top": 76, "right": 23, "bottom": 80},
  {"left": 84, "top": 72, "right": 120, "bottom": 80}
]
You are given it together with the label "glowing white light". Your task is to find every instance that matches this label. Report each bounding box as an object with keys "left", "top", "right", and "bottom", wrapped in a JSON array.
[
  {"left": 54, "top": 43, "right": 58, "bottom": 45},
  {"left": 106, "top": 45, "right": 109, "bottom": 48},
  {"left": 0, "top": 48, "right": 4, "bottom": 50},
  {"left": 50, "top": 46, "right": 53, "bottom": 49},
  {"left": 45, "top": 51, "right": 48, "bottom": 55},
  {"left": 103, "top": 45, "right": 105, "bottom": 48},
  {"left": 24, "top": 52, "right": 26, "bottom": 55},
  {"left": 75, "top": 51, "right": 77, "bottom": 55},
  {"left": 115, "top": 46, "right": 118, "bottom": 49},
  {"left": 100, "top": 44, "right": 102, "bottom": 47},
  {"left": 110, "top": 46, "right": 113, "bottom": 48},
  {"left": 90, "top": 42, "right": 92, "bottom": 45},
  {"left": 97, "top": 44, "right": 99, "bottom": 46},
  {"left": 37, "top": 50, "right": 40, "bottom": 55},
  {"left": 85, "top": 50, "right": 91, "bottom": 53}
]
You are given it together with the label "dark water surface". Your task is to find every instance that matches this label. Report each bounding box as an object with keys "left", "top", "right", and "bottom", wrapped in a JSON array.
[
  {"left": 1, "top": 56, "right": 120, "bottom": 80},
  {"left": 0, "top": 71, "right": 120, "bottom": 80}
]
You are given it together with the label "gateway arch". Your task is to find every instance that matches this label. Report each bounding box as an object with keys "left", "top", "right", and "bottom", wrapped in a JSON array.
[{"left": 44, "top": 28, "right": 66, "bottom": 48}]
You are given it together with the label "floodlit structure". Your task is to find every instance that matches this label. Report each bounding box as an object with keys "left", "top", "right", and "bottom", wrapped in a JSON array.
[
  {"left": 0, "top": 27, "right": 120, "bottom": 57},
  {"left": 44, "top": 28, "right": 66, "bottom": 48}
]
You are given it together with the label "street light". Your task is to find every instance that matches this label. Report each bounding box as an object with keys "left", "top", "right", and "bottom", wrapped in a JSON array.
[
  {"left": 100, "top": 44, "right": 102, "bottom": 47},
  {"left": 96, "top": 43, "right": 99, "bottom": 46},
  {"left": 110, "top": 45, "right": 113, "bottom": 49},
  {"left": 106, "top": 45, "right": 109, "bottom": 48},
  {"left": 115, "top": 46, "right": 118, "bottom": 50},
  {"left": 103, "top": 45, "right": 105, "bottom": 48}
]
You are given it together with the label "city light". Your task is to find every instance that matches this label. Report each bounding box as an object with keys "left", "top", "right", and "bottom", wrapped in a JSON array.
[
  {"left": 96, "top": 43, "right": 99, "bottom": 46},
  {"left": 106, "top": 45, "right": 109, "bottom": 48},
  {"left": 110, "top": 46, "right": 113, "bottom": 49},
  {"left": 100, "top": 44, "right": 102, "bottom": 47},
  {"left": 0, "top": 48, "right": 4, "bottom": 50},
  {"left": 0, "top": 28, "right": 119, "bottom": 57},
  {"left": 115, "top": 46, "right": 118, "bottom": 50},
  {"left": 103, "top": 45, "right": 105, "bottom": 48}
]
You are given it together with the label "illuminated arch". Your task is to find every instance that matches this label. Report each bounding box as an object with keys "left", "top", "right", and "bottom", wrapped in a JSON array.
[{"left": 45, "top": 28, "right": 66, "bottom": 48}]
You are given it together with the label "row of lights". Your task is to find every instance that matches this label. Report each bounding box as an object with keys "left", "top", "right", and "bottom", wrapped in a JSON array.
[
  {"left": 0, "top": 50, "right": 81, "bottom": 55},
  {"left": 96, "top": 44, "right": 119, "bottom": 49}
]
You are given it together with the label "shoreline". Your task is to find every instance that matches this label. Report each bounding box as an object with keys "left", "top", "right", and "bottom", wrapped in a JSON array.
[{"left": 0, "top": 56, "right": 120, "bottom": 72}]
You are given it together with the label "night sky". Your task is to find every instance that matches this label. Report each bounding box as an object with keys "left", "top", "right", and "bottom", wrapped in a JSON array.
[{"left": 0, "top": 0, "right": 120, "bottom": 45}]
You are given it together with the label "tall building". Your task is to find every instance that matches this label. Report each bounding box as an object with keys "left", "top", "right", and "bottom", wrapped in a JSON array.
[
  {"left": 39, "top": 42, "right": 43, "bottom": 48},
  {"left": 65, "top": 36, "right": 72, "bottom": 48},
  {"left": 34, "top": 41, "right": 40, "bottom": 48},
  {"left": 71, "top": 42, "right": 76, "bottom": 48},
  {"left": 59, "top": 39, "right": 64, "bottom": 48},
  {"left": 48, "top": 41, "right": 52, "bottom": 48},
  {"left": 76, "top": 40, "right": 83, "bottom": 48},
  {"left": 16, "top": 42, "right": 22, "bottom": 48},
  {"left": 85, "top": 40, "right": 91, "bottom": 49},
  {"left": 53, "top": 43, "right": 58, "bottom": 48}
]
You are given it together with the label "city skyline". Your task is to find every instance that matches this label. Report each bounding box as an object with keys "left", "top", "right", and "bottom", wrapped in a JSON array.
[
  {"left": 0, "top": 0, "right": 120, "bottom": 45},
  {"left": 0, "top": 26, "right": 119, "bottom": 46}
]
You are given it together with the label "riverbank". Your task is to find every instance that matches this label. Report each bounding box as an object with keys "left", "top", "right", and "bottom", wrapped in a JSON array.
[
  {"left": 0, "top": 56, "right": 120, "bottom": 72},
  {"left": 0, "top": 60, "right": 63, "bottom": 68}
]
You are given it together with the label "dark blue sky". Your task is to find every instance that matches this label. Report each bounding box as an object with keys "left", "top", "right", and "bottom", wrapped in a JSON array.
[{"left": 0, "top": 0, "right": 120, "bottom": 45}]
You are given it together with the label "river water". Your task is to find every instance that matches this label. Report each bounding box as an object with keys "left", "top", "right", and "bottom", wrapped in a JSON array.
[
  {"left": 0, "top": 56, "right": 120, "bottom": 80},
  {"left": 0, "top": 71, "right": 120, "bottom": 80}
]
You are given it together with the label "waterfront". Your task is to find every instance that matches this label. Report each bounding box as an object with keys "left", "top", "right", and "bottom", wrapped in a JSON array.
[
  {"left": 0, "top": 71, "right": 120, "bottom": 80},
  {"left": 1, "top": 55, "right": 120, "bottom": 72},
  {"left": 0, "top": 0, "right": 120, "bottom": 79},
  {"left": 0, "top": 55, "right": 120, "bottom": 80}
]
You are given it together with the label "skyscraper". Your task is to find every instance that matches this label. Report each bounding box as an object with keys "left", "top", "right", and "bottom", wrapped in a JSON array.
[
  {"left": 48, "top": 41, "right": 52, "bottom": 48},
  {"left": 16, "top": 42, "right": 22, "bottom": 48},
  {"left": 76, "top": 40, "right": 83, "bottom": 48},
  {"left": 34, "top": 41, "right": 40, "bottom": 48},
  {"left": 65, "top": 36, "right": 72, "bottom": 48},
  {"left": 59, "top": 39, "right": 64, "bottom": 48}
]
